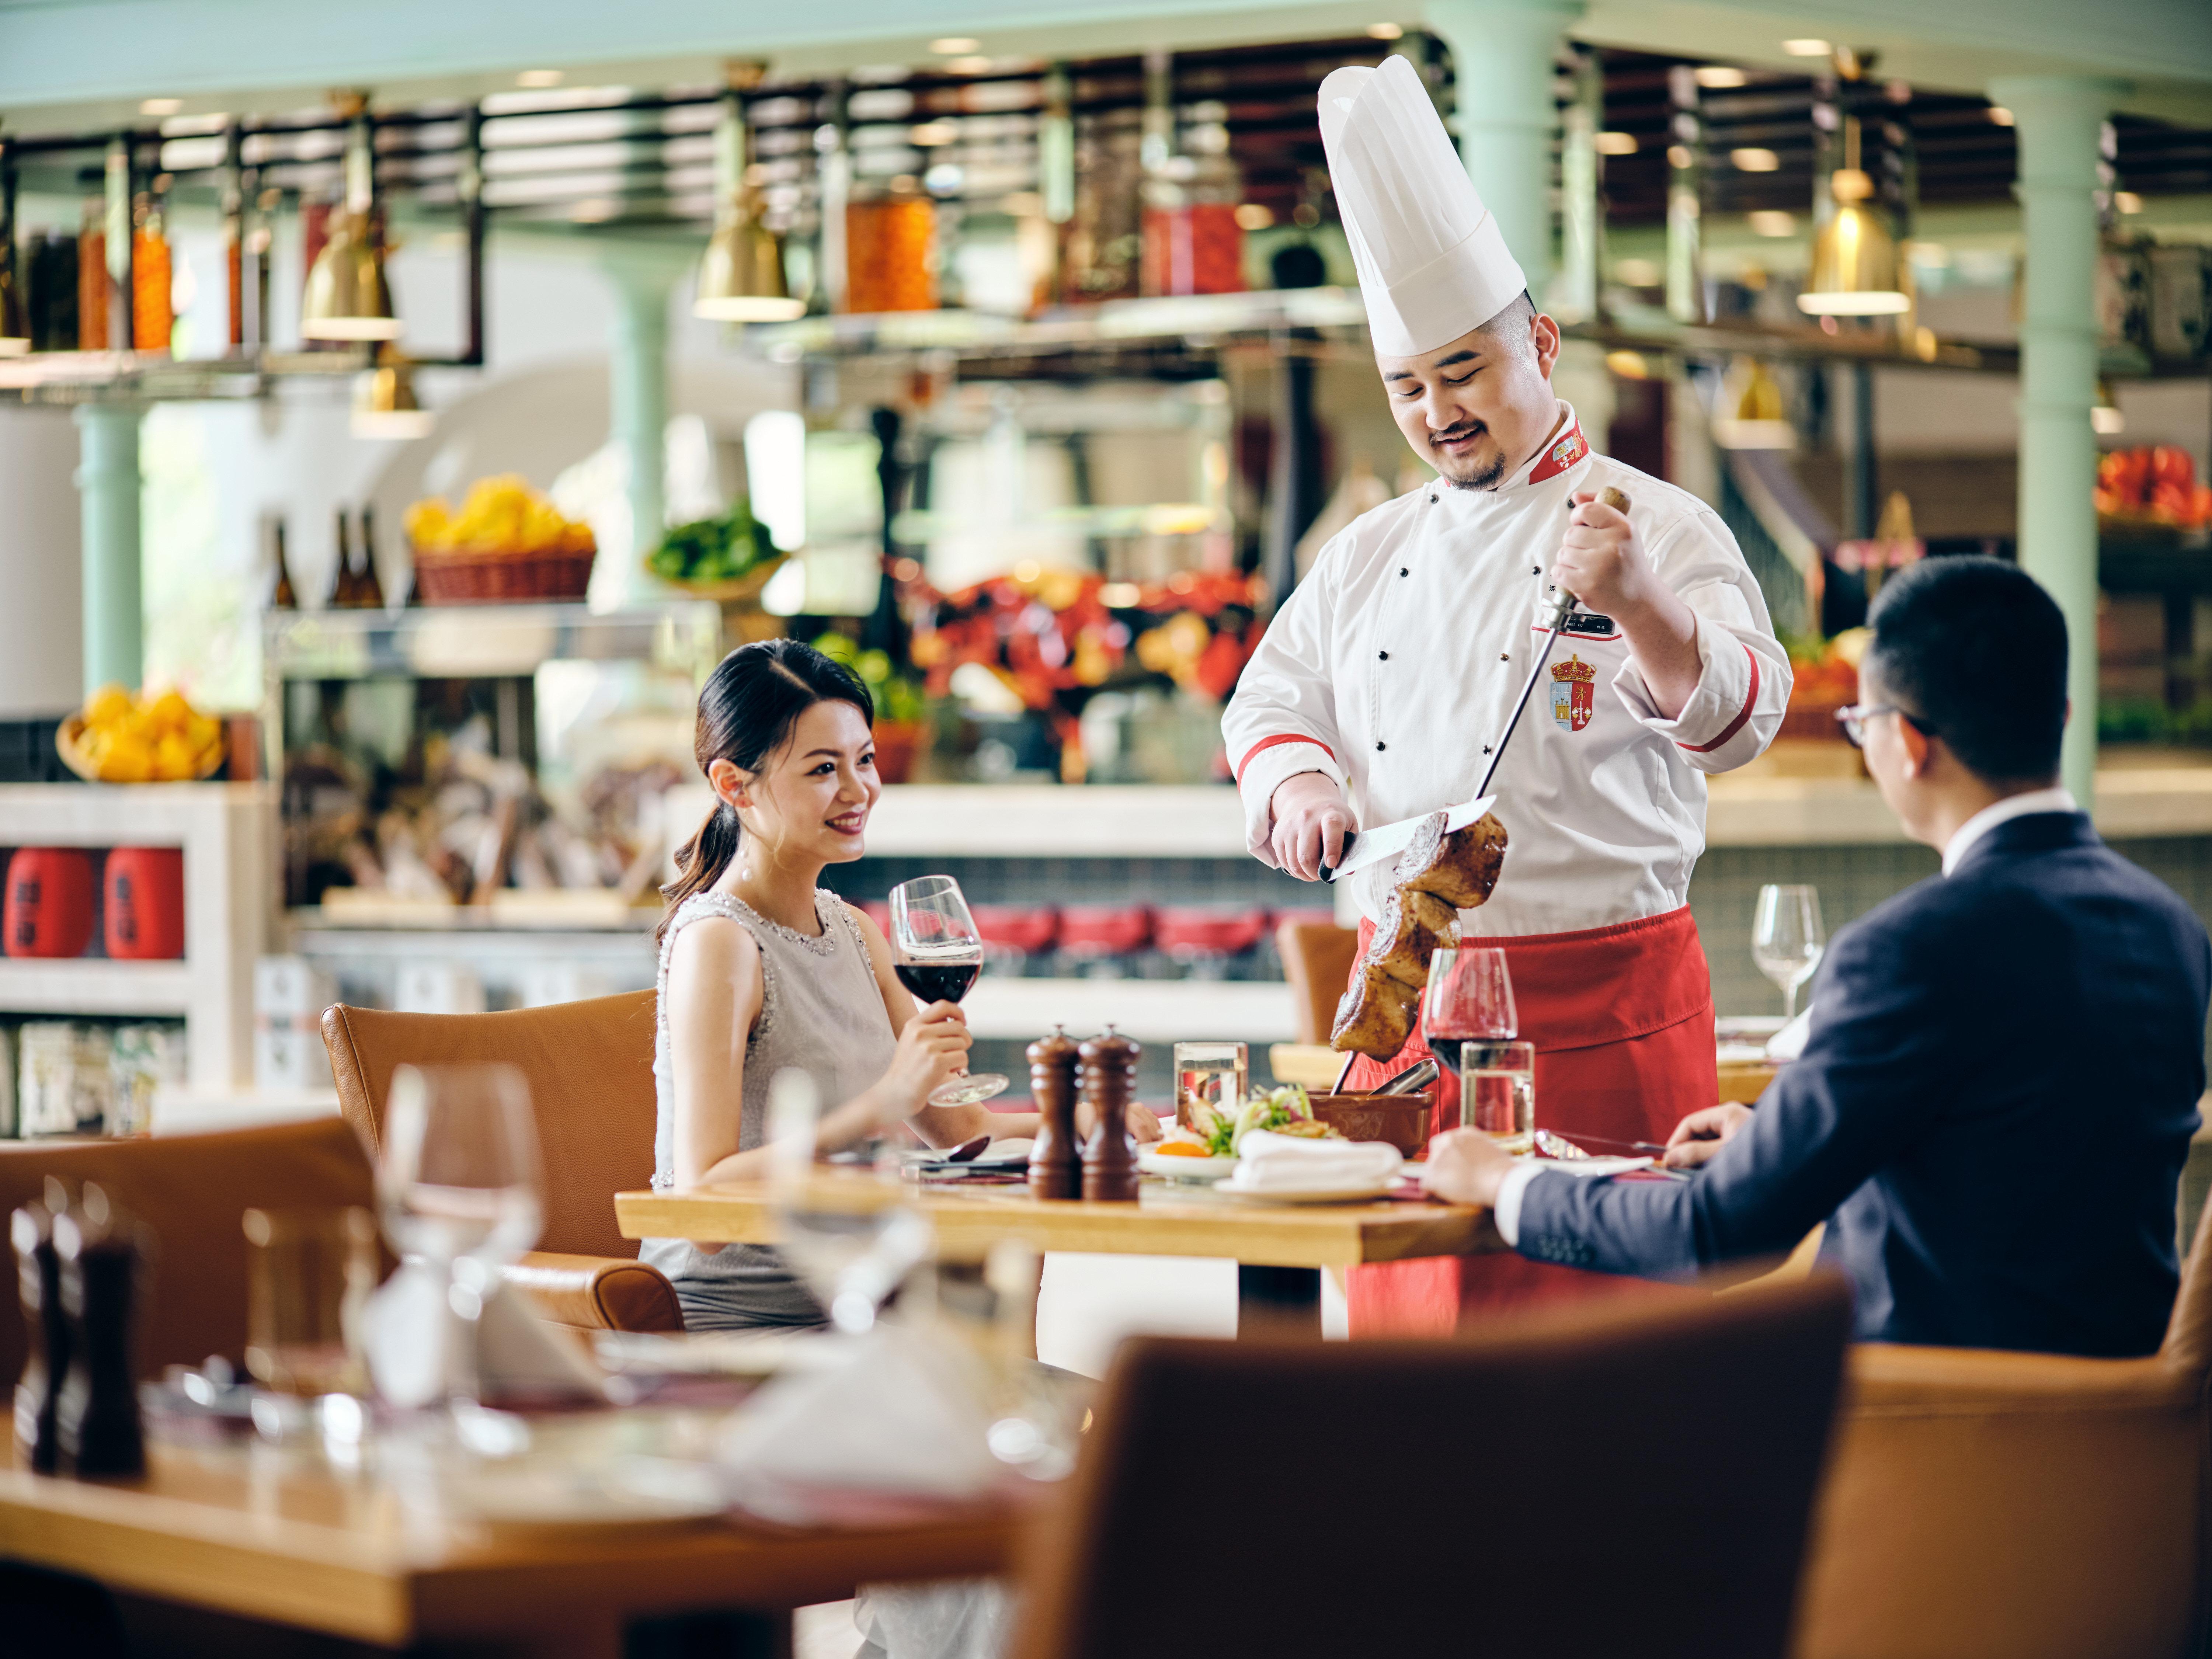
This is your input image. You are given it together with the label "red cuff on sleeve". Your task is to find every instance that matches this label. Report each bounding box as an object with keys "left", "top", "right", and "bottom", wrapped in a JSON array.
[
  {"left": 1234, "top": 734, "right": 1337, "bottom": 783},
  {"left": 1677, "top": 642, "right": 1760, "bottom": 755}
]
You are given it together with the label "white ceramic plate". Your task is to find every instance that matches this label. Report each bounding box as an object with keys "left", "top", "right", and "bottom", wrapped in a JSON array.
[
  {"left": 1210, "top": 1175, "right": 1398, "bottom": 1204},
  {"left": 1137, "top": 1148, "right": 1239, "bottom": 1183}
]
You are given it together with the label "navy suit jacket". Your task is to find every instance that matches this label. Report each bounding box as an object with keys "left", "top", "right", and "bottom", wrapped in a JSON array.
[{"left": 1517, "top": 812, "right": 2209, "bottom": 1354}]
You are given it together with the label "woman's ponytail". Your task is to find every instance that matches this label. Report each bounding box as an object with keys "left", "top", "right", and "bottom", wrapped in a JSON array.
[
  {"left": 657, "top": 799, "right": 742, "bottom": 942},
  {"left": 655, "top": 640, "right": 873, "bottom": 945}
]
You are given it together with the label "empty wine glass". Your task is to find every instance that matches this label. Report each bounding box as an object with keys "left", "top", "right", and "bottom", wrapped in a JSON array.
[
  {"left": 376, "top": 1064, "right": 543, "bottom": 1431},
  {"left": 766, "top": 1068, "right": 936, "bottom": 1334},
  {"left": 1753, "top": 884, "right": 1827, "bottom": 1019},
  {"left": 889, "top": 874, "right": 1009, "bottom": 1107}
]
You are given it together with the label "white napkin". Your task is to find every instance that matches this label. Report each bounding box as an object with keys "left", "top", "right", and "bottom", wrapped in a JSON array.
[
  {"left": 713, "top": 1324, "right": 998, "bottom": 1523},
  {"left": 1228, "top": 1130, "right": 1403, "bottom": 1193},
  {"left": 362, "top": 1259, "right": 606, "bottom": 1408},
  {"left": 1767, "top": 1005, "right": 1813, "bottom": 1061}
]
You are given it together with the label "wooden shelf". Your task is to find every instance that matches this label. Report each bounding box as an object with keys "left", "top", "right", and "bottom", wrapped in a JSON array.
[
  {"left": 0, "top": 783, "right": 274, "bottom": 1089},
  {"left": 0, "top": 959, "right": 195, "bottom": 1018}
]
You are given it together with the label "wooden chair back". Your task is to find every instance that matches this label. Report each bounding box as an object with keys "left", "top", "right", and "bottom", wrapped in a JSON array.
[
  {"left": 1274, "top": 916, "right": 1359, "bottom": 1045},
  {"left": 1013, "top": 1276, "right": 1854, "bottom": 1659},
  {"left": 0, "top": 1116, "right": 375, "bottom": 1382},
  {"left": 321, "top": 991, "right": 658, "bottom": 1262}
]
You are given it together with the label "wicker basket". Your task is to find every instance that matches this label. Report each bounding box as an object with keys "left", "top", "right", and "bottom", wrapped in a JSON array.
[
  {"left": 411, "top": 543, "right": 598, "bottom": 605},
  {"left": 55, "top": 715, "right": 224, "bottom": 783}
]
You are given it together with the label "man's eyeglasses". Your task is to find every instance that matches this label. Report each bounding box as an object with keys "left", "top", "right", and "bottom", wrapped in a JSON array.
[{"left": 1833, "top": 703, "right": 1932, "bottom": 749}]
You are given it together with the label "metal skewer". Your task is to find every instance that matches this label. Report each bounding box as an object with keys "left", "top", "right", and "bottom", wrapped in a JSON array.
[{"left": 1474, "top": 484, "right": 1631, "bottom": 798}]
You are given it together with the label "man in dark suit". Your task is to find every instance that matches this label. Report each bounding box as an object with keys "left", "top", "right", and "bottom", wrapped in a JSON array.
[{"left": 1424, "top": 557, "right": 2210, "bottom": 1355}]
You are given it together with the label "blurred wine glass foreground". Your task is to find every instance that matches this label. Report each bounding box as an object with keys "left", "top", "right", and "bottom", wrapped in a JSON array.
[
  {"left": 767, "top": 1067, "right": 935, "bottom": 1333},
  {"left": 377, "top": 1064, "right": 545, "bottom": 1431}
]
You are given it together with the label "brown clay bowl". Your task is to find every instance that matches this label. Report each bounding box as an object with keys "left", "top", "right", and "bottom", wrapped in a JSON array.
[{"left": 1307, "top": 1092, "right": 1437, "bottom": 1158}]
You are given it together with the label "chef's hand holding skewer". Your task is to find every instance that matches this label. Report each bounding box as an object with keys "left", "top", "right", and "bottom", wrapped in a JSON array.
[
  {"left": 1552, "top": 486, "right": 1705, "bottom": 720},
  {"left": 1552, "top": 486, "right": 1654, "bottom": 618}
]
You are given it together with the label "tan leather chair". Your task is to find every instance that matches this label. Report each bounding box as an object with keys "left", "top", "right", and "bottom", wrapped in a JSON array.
[
  {"left": 0, "top": 1116, "right": 376, "bottom": 1384},
  {"left": 1013, "top": 1277, "right": 1854, "bottom": 1659},
  {"left": 322, "top": 992, "right": 681, "bottom": 1334},
  {"left": 1274, "top": 916, "right": 1359, "bottom": 1045},
  {"left": 1792, "top": 1208, "right": 2212, "bottom": 1659}
]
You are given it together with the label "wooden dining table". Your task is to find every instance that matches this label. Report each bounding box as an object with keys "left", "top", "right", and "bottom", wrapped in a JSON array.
[
  {"left": 617, "top": 1169, "right": 1503, "bottom": 1331},
  {"left": 0, "top": 1426, "right": 1020, "bottom": 1659}
]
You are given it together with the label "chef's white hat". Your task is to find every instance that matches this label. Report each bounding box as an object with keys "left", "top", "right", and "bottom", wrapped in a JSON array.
[{"left": 1319, "top": 54, "right": 1527, "bottom": 357}]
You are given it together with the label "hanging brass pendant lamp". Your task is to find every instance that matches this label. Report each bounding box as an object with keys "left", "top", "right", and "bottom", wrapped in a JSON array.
[
  {"left": 352, "top": 347, "right": 432, "bottom": 439},
  {"left": 1798, "top": 118, "right": 1910, "bottom": 317},
  {"left": 695, "top": 67, "right": 803, "bottom": 323},
  {"left": 303, "top": 93, "right": 401, "bottom": 342}
]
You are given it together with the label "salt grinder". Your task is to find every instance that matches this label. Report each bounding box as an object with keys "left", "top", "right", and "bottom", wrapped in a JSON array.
[
  {"left": 11, "top": 1187, "right": 69, "bottom": 1474},
  {"left": 1079, "top": 1026, "right": 1142, "bottom": 1203},
  {"left": 1027, "top": 1025, "right": 1082, "bottom": 1201},
  {"left": 54, "top": 1185, "right": 146, "bottom": 1480}
]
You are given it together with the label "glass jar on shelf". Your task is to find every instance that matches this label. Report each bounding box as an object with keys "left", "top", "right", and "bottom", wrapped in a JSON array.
[
  {"left": 76, "top": 197, "right": 107, "bottom": 350},
  {"left": 1140, "top": 103, "right": 1244, "bottom": 298},
  {"left": 131, "top": 187, "right": 172, "bottom": 353},
  {"left": 845, "top": 180, "right": 937, "bottom": 314}
]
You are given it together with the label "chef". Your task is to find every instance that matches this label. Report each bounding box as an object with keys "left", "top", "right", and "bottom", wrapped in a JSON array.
[{"left": 1224, "top": 55, "right": 1792, "bottom": 1329}]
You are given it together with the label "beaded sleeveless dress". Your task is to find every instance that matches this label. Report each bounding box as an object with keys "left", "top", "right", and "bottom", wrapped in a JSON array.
[{"left": 643, "top": 889, "right": 896, "bottom": 1330}]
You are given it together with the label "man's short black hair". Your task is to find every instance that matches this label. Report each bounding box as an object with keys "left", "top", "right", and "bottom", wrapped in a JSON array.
[
  {"left": 1863, "top": 556, "right": 2066, "bottom": 786},
  {"left": 1477, "top": 290, "right": 1537, "bottom": 353}
]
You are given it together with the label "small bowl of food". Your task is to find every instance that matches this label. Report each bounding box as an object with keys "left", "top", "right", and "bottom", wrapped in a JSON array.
[{"left": 1305, "top": 1092, "right": 1437, "bottom": 1158}]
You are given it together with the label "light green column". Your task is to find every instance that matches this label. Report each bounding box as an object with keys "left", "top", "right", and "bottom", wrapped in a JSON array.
[
  {"left": 1425, "top": 0, "right": 1585, "bottom": 302},
  {"left": 1992, "top": 75, "right": 2127, "bottom": 808},
  {"left": 601, "top": 255, "right": 682, "bottom": 604},
  {"left": 73, "top": 401, "right": 143, "bottom": 694}
]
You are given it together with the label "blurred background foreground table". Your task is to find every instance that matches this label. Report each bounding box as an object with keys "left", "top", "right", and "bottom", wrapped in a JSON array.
[{"left": 0, "top": 1428, "right": 1018, "bottom": 1659}]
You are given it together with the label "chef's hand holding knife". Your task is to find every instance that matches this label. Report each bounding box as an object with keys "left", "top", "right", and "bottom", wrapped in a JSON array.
[{"left": 1271, "top": 772, "right": 1354, "bottom": 883}]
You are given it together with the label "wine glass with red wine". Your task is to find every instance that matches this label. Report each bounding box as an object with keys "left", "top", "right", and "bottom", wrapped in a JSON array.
[{"left": 888, "top": 875, "right": 1009, "bottom": 1108}]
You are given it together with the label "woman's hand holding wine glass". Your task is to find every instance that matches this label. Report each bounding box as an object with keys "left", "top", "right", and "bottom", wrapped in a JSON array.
[
  {"left": 889, "top": 876, "right": 1010, "bottom": 1108},
  {"left": 883, "top": 1001, "right": 974, "bottom": 1117}
]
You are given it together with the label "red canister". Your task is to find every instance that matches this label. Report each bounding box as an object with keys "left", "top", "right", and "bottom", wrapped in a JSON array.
[
  {"left": 105, "top": 846, "right": 185, "bottom": 960},
  {"left": 4, "top": 848, "right": 96, "bottom": 959}
]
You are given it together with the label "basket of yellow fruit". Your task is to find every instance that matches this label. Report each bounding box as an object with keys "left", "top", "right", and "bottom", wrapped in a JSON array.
[
  {"left": 58, "top": 685, "right": 227, "bottom": 784},
  {"left": 404, "top": 474, "right": 598, "bottom": 604}
]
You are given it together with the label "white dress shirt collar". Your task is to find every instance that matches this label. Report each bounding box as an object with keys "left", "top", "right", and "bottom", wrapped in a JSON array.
[{"left": 1941, "top": 786, "right": 2079, "bottom": 876}]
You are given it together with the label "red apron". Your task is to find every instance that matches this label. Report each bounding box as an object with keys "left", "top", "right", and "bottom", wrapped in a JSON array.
[{"left": 1342, "top": 905, "right": 1716, "bottom": 1336}]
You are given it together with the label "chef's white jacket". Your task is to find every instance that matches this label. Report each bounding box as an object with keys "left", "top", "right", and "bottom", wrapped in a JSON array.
[{"left": 1224, "top": 404, "right": 1792, "bottom": 937}]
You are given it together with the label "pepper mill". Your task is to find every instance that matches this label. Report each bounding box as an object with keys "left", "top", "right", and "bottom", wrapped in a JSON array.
[
  {"left": 53, "top": 1185, "right": 146, "bottom": 1480},
  {"left": 1079, "top": 1026, "right": 1143, "bottom": 1203},
  {"left": 11, "top": 1187, "right": 69, "bottom": 1474},
  {"left": 1027, "top": 1025, "right": 1083, "bottom": 1201}
]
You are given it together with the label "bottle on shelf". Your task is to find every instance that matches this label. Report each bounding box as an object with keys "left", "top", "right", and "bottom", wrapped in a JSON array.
[
  {"left": 29, "top": 232, "right": 80, "bottom": 350},
  {"left": 131, "top": 183, "right": 173, "bottom": 354},
  {"left": 331, "top": 509, "right": 358, "bottom": 608},
  {"left": 354, "top": 505, "right": 386, "bottom": 609},
  {"left": 266, "top": 514, "right": 296, "bottom": 610},
  {"left": 75, "top": 198, "right": 106, "bottom": 351}
]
